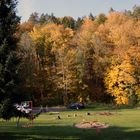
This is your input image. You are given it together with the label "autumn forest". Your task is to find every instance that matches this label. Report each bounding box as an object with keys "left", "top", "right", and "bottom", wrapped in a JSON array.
[
  {"left": 1, "top": 1, "right": 140, "bottom": 118},
  {"left": 15, "top": 6, "right": 140, "bottom": 107}
]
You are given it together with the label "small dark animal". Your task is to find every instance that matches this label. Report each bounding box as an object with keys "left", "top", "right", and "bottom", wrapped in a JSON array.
[{"left": 86, "top": 112, "right": 90, "bottom": 115}]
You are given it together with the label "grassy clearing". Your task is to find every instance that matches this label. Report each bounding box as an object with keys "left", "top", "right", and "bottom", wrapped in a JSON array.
[{"left": 0, "top": 107, "right": 140, "bottom": 140}]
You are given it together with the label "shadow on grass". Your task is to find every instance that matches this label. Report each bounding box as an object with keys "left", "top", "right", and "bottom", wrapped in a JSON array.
[{"left": 0, "top": 125, "right": 140, "bottom": 140}]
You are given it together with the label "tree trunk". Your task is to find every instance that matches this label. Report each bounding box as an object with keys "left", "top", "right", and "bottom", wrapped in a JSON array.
[{"left": 16, "top": 117, "right": 20, "bottom": 127}]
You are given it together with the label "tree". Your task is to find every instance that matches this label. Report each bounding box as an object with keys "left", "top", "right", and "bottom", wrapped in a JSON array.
[
  {"left": 107, "top": 12, "right": 136, "bottom": 48},
  {"left": 74, "top": 18, "right": 100, "bottom": 102},
  {"left": 0, "top": 0, "right": 21, "bottom": 120},
  {"left": 95, "top": 13, "right": 107, "bottom": 24},
  {"left": 29, "top": 24, "right": 62, "bottom": 105},
  {"left": 18, "top": 33, "right": 37, "bottom": 103},
  {"left": 28, "top": 12, "right": 39, "bottom": 24},
  {"left": 17, "top": 7, "right": 140, "bottom": 106},
  {"left": 109, "top": 7, "right": 115, "bottom": 13},
  {"left": 104, "top": 53, "right": 140, "bottom": 105},
  {"left": 132, "top": 5, "right": 140, "bottom": 20},
  {"left": 29, "top": 24, "right": 75, "bottom": 105},
  {"left": 88, "top": 13, "right": 95, "bottom": 21},
  {"left": 18, "top": 21, "right": 34, "bottom": 36},
  {"left": 75, "top": 17, "right": 83, "bottom": 29},
  {"left": 47, "top": 13, "right": 60, "bottom": 24},
  {"left": 55, "top": 30, "right": 75, "bottom": 105},
  {"left": 61, "top": 16, "right": 76, "bottom": 29},
  {"left": 102, "top": 11, "right": 140, "bottom": 105},
  {"left": 39, "top": 13, "right": 48, "bottom": 24},
  {"left": 124, "top": 5, "right": 140, "bottom": 19}
]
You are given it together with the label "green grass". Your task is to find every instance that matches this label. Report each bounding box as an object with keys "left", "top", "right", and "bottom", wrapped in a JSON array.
[{"left": 0, "top": 107, "right": 140, "bottom": 140}]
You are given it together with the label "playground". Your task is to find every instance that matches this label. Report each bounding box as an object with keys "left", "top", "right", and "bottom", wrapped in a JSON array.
[{"left": 0, "top": 105, "right": 140, "bottom": 140}]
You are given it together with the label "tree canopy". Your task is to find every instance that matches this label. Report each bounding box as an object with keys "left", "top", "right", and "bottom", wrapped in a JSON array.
[{"left": 1, "top": 2, "right": 140, "bottom": 110}]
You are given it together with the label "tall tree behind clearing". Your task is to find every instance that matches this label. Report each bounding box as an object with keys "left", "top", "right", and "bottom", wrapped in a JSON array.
[{"left": 0, "top": 0, "right": 21, "bottom": 120}]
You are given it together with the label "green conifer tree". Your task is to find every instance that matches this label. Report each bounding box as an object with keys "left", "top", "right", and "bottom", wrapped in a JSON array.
[{"left": 0, "top": 0, "right": 21, "bottom": 120}]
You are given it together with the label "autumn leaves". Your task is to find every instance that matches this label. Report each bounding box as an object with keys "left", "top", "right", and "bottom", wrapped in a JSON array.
[{"left": 19, "top": 12, "right": 140, "bottom": 105}]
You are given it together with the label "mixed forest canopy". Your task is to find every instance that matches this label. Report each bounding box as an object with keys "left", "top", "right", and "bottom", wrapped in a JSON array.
[
  {"left": 18, "top": 5, "right": 140, "bottom": 106},
  {"left": 1, "top": 1, "right": 140, "bottom": 118}
]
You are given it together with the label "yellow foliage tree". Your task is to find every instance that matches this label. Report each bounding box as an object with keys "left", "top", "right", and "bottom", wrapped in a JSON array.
[
  {"left": 30, "top": 23, "right": 75, "bottom": 105},
  {"left": 105, "top": 54, "right": 140, "bottom": 105}
]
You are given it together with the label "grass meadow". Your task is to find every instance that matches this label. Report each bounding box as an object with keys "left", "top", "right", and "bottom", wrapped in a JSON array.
[{"left": 0, "top": 106, "right": 140, "bottom": 140}]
